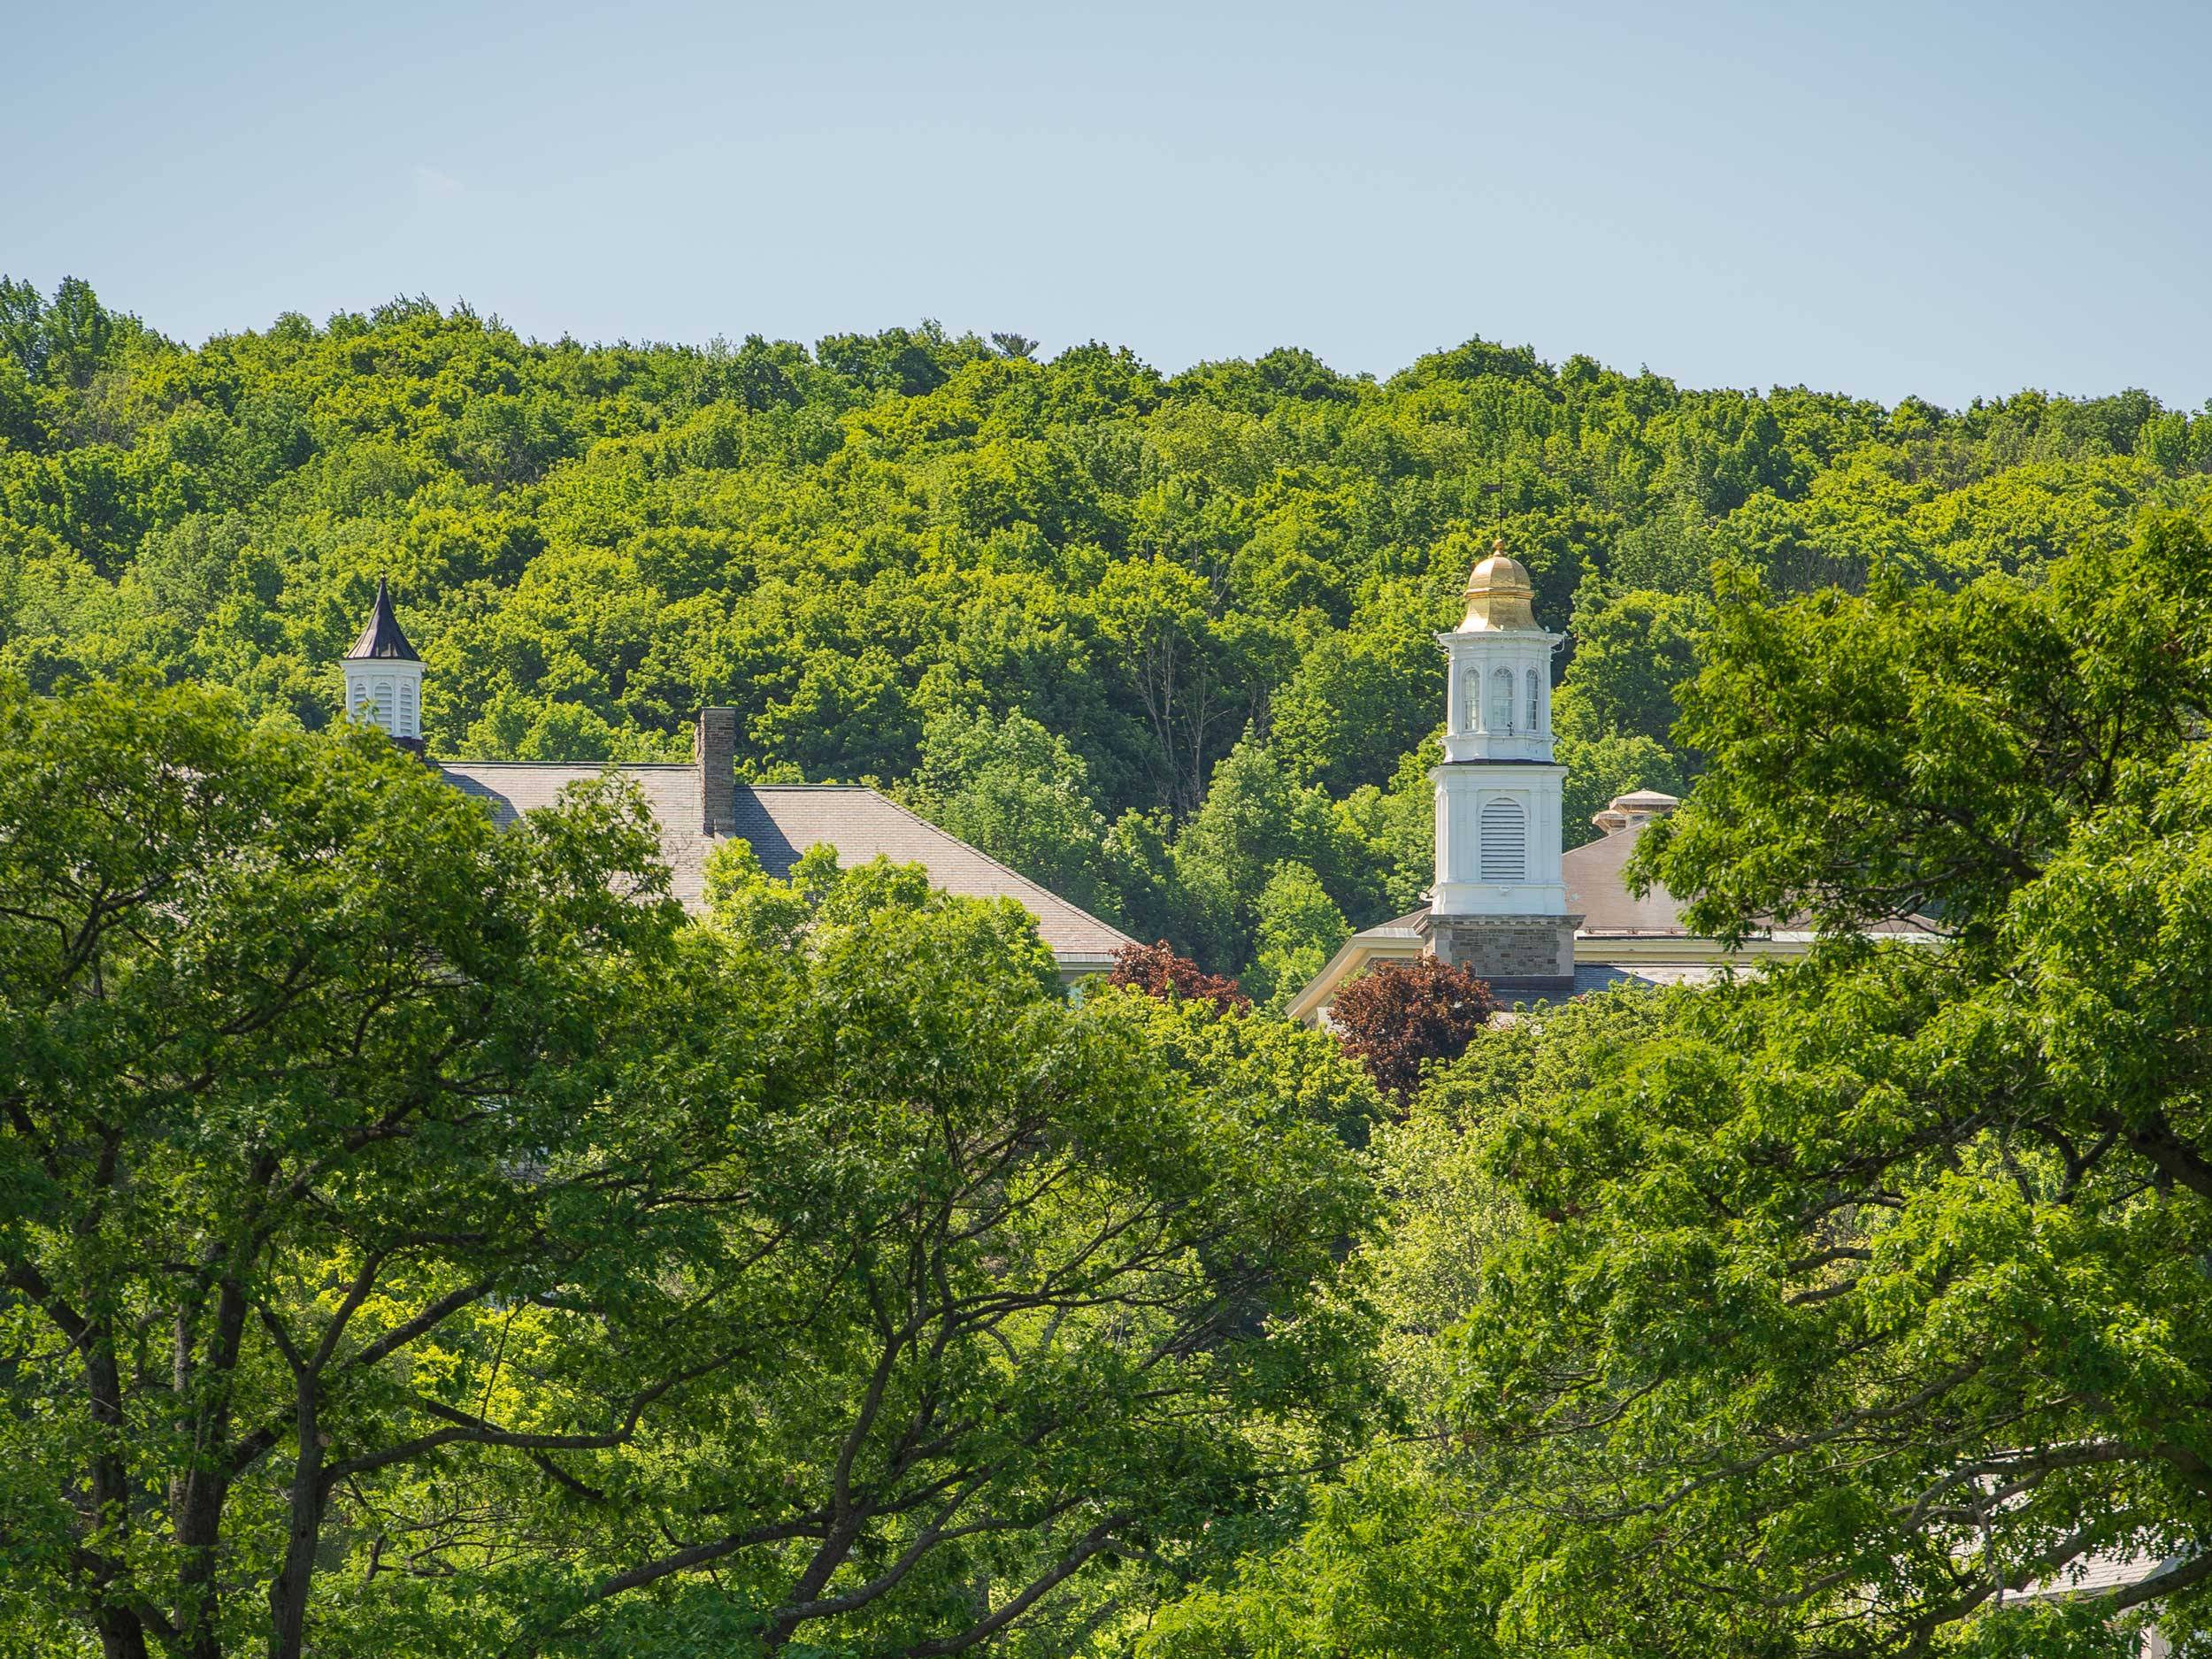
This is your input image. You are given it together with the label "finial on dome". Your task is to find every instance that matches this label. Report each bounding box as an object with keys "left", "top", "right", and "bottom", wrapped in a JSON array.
[{"left": 1458, "top": 538, "right": 1539, "bottom": 632}]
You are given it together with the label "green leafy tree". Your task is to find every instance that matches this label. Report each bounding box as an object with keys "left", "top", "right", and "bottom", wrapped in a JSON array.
[
  {"left": 1330, "top": 733, "right": 1447, "bottom": 918},
  {"left": 899, "top": 705, "right": 1122, "bottom": 919},
  {"left": 1143, "top": 992, "right": 1678, "bottom": 1659},
  {"left": 0, "top": 673, "right": 708, "bottom": 1659},
  {"left": 1552, "top": 584, "right": 1705, "bottom": 753},
  {"left": 1169, "top": 737, "right": 1307, "bottom": 971},
  {"left": 4, "top": 275, "right": 2208, "bottom": 1002},
  {"left": 1268, "top": 594, "right": 1447, "bottom": 796},
  {"left": 1247, "top": 862, "right": 1351, "bottom": 1011},
  {"left": 0, "top": 276, "right": 46, "bottom": 382},
  {"left": 1091, "top": 557, "right": 1278, "bottom": 818},
  {"left": 1168, "top": 738, "right": 1372, "bottom": 976},
  {"left": 0, "top": 683, "right": 1384, "bottom": 1658},
  {"left": 1101, "top": 806, "right": 1183, "bottom": 948},
  {"left": 527, "top": 843, "right": 1381, "bottom": 1657},
  {"left": 1454, "top": 511, "right": 2212, "bottom": 1655}
]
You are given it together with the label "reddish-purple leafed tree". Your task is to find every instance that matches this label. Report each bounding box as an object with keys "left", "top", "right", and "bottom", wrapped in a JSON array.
[
  {"left": 1105, "top": 941, "right": 1251, "bottom": 1014},
  {"left": 1331, "top": 955, "right": 1497, "bottom": 1102}
]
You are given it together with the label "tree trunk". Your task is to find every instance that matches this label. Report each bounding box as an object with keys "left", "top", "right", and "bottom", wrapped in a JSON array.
[
  {"left": 93, "top": 1607, "right": 150, "bottom": 1659},
  {"left": 265, "top": 1380, "right": 326, "bottom": 1659},
  {"left": 85, "top": 1329, "right": 150, "bottom": 1659},
  {"left": 173, "top": 1278, "right": 250, "bottom": 1659}
]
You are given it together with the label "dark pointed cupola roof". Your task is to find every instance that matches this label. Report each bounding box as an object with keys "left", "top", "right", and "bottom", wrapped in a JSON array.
[{"left": 345, "top": 575, "right": 419, "bottom": 662}]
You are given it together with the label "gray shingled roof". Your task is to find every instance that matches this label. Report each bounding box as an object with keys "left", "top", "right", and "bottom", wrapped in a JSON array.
[
  {"left": 1563, "top": 823, "right": 1693, "bottom": 933},
  {"left": 1320, "top": 824, "right": 1703, "bottom": 956},
  {"left": 730, "top": 785, "right": 1133, "bottom": 963},
  {"left": 2021, "top": 1548, "right": 2177, "bottom": 1601},
  {"left": 1323, "top": 910, "right": 1724, "bottom": 994},
  {"left": 434, "top": 764, "right": 1133, "bottom": 966},
  {"left": 1565, "top": 819, "right": 1928, "bottom": 938}
]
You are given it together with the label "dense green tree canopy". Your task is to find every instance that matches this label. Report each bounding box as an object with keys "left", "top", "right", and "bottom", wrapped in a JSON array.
[
  {"left": 1469, "top": 508, "right": 2212, "bottom": 1653},
  {"left": 6, "top": 275, "right": 2208, "bottom": 979},
  {"left": 1148, "top": 512, "right": 2212, "bottom": 1659},
  {"left": 11, "top": 275, "right": 2212, "bottom": 1656},
  {"left": 0, "top": 679, "right": 1380, "bottom": 1659}
]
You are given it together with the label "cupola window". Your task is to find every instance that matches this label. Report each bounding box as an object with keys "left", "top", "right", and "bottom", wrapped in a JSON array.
[
  {"left": 1525, "top": 668, "right": 1541, "bottom": 733},
  {"left": 1490, "top": 667, "right": 1516, "bottom": 733}
]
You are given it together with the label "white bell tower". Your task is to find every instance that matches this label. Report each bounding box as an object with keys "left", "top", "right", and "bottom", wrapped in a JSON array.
[
  {"left": 342, "top": 575, "right": 426, "bottom": 753},
  {"left": 1423, "top": 539, "right": 1578, "bottom": 995}
]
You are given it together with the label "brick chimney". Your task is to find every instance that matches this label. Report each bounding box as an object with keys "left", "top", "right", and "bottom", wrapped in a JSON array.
[{"left": 694, "top": 707, "right": 739, "bottom": 833}]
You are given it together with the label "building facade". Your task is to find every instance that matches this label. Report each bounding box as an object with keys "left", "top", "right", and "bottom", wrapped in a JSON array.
[
  {"left": 1285, "top": 541, "right": 1840, "bottom": 1025},
  {"left": 336, "top": 585, "right": 1133, "bottom": 981}
]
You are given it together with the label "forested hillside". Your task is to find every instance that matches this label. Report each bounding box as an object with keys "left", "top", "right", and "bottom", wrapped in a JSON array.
[{"left": 5, "top": 275, "right": 2208, "bottom": 987}]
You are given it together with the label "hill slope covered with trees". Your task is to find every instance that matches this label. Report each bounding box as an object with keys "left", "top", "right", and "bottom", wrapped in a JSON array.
[{"left": 4, "top": 275, "right": 2208, "bottom": 987}]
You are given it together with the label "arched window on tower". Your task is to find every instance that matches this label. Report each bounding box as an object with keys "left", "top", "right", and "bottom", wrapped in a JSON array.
[
  {"left": 1479, "top": 798, "right": 1526, "bottom": 881},
  {"left": 1490, "top": 667, "right": 1516, "bottom": 733},
  {"left": 1462, "top": 666, "right": 1481, "bottom": 733},
  {"left": 1525, "top": 668, "right": 1541, "bottom": 733}
]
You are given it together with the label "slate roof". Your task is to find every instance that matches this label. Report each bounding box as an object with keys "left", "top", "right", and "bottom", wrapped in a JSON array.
[
  {"left": 1563, "top": 822, "right": 1692, "bottom": 934},
  {"left": 1343, "top": 908, "right": 1429, "bottom": 946},
  {"left": 441, "top": 763, "right": 715, "bottom": 903},
  {"left": 2018, "top": 1546, "right": 2180, "bottom": 1624},
  {"left": 346, "top": 577, "right": 419, "bottom": 661},
  {"left": 1564, "top": 820, "right": 1929, "bottom": 941},
  {"left": 1313, "top": 822, "right": 1715, "bottom": 993},
  {"left": 1286, "top": 813, "right": 1944, "bottom": 1024},
  {"left": 730, "top": 785, "right": 1133, "bottom": 964},
  {"left": 434, "top": 764, "right": 1133, "bottom": 967}
]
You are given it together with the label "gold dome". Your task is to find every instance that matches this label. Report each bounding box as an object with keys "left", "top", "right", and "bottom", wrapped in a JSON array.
[{"left": 1457, "top": 536, "right": 1539, "bottom": 631}]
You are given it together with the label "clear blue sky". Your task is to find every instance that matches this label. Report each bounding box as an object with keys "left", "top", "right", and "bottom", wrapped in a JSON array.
[{"left": 7, "top": 0, "right": 2208, "bottom": 407}]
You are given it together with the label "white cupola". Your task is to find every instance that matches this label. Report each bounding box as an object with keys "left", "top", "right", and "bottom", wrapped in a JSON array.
[
  {"left": 1429, "top": 540, "right": 1568, "bottom": 918},
  {"left": 342, "top": 575, "right": 425, "bottom": 750}
]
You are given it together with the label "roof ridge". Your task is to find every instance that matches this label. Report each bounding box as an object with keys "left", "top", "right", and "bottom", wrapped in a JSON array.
[
  {"left": 859, "top": 787, "right": 1137, "bottom": 947},
  {"left": 440, "top": 760, "right": 696, "bottom": 771}
]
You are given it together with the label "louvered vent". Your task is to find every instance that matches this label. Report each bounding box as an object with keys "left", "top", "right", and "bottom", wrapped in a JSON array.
[{"left": 1479, "top": 798, "right": 1526, "bottom": 881}]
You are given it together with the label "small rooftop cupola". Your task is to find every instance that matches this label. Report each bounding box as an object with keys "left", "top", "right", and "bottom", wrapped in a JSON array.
[
  {"left": 1421, "top": 536, "right": 1577, "bottom": 996},
  {"left": 1592, "top": 790, "right": 1679, "bottom": 836},
  {"left": 342, "top": 576, "right": 425, "bottom": 751}
]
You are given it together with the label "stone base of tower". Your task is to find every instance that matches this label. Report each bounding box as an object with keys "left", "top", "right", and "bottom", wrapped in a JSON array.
[{"left": 1418, "top": 910, "right": 1581, "bottom": 1002}]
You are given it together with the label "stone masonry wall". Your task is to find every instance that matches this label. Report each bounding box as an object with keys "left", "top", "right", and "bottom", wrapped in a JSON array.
[{"left": 1422, "top": 912, "right": 1580, "bottom": 989}]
